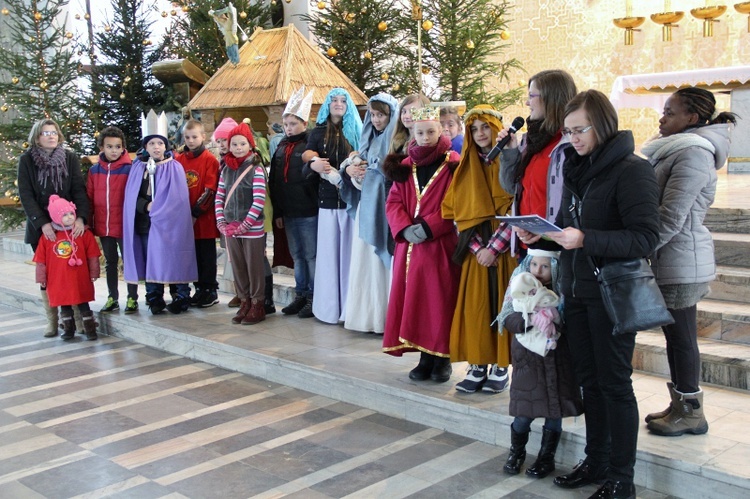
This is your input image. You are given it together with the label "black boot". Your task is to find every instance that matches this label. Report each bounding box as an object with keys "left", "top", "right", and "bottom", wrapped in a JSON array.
[
  {"left": 264, "top": 275, "right": 276, "bottom": 314},
  {"left": 503, "top": 425, "right": 529, "bottom": 475},
  {"left": 409, "top": 352, "right": 434, "bottom": 381},
  {"left": 430, "top": 356, "right": 452, "bottom": 383},
  {"left": 60, "top": 311, "right": 76, "bottom": 340},
  {"left": 525, "top": 427, "right": 561, "bottom": 478},
  {"left": 588, "top": 480, "right": 635, "bottom": 499}
]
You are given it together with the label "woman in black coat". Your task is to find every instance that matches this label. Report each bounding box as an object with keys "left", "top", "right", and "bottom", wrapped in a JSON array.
[
  {"left": 539, "top": 90, "right": 660, "bottom": 499},
  {"left": 17, "top": 118, "right": 90, "bottom": 338}
]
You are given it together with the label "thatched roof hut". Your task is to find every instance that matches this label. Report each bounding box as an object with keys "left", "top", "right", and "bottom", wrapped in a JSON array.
[{"left": 188, "top": 24, "right": 368, "bottom": 136}]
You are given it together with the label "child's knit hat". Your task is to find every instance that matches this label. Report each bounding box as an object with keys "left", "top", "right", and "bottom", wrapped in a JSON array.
[
  {"left": 228, "top": 122, "right": 256, "bottom": 149},
  {"left": 47, "top": 195, "right": 76, "bottom": 227},
  {"left": 213, "top": 118, "right": 239, "bottom": 141}
]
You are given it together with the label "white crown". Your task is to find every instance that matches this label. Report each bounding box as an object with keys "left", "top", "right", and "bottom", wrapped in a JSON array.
[
  {"left": 141, "top": 109, "right": 169, "bottom": 140},
  {"left": 283, "top": 85, "right": 314, "bottom": 123}
]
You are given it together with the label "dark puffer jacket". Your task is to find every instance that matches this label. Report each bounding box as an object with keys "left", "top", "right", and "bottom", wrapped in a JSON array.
[
  {"left": 505, "top": 312, "right": 583, "bottom": 419},
  {"left": 556, "top": 131, "right": 660, "bottom": 300}
]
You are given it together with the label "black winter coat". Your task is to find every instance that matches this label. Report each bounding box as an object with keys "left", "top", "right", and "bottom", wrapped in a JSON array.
[
  {"left": 555, "top": 131, "right": 660, "bottom": 300},
  {"left": 269, "top": 131, "right": 318, "bottom": 218},
  {"left": 304, "top": 124, "right": 351, "bottom": 210},
  {"left": 17, "top": 148, "right": 90, "bottom": 246}
]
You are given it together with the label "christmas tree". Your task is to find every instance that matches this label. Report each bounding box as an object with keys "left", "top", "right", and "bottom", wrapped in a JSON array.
[
  {"left": 302, "top": 0, "right": 419, "bottom": 97},
  {"left": 0, "top": 0, "right": 89, "bottom": 229},
  {"left": 159, "top": 0, "right": 275, "bottom": 77},
  {"left": 90, "top": 0, "right": 172, "bottom": 152},
  {"left": 419, "top": 0, "right": 522, "bottom": 108}
]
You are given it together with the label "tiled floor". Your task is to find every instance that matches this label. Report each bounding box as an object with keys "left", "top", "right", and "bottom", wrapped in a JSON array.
[{"left": 0, "top": 306, "right": 670, "bottom": 498}]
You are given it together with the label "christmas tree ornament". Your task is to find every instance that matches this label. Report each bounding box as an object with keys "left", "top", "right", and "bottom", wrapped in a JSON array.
[
  {"left": 104, "top": 25, "right": 112, "bottom": 32},
  {"left": 124, "top": 76, "right": 132, "bottom": 83},
  {"left": 317, "top": 2, "right": 326, "bottom": 9},
  {"left": 364, "top": 51, "right": 372, "bottom": 59},
  {"left": 392, "top": 83, "right": 400, "bottom": 91},
  {"left": 182, "top": 5, "right": 189, "bottom": 12},
  {"left": 346, "top": 13, "right": 356, "bottom": 22},
  {"left": 1, "top": 105, "right": 8, "bottom": 113},
  {"left": 23, "top": 142, "right": 29, "bottom": 149},
  {"left": 84, "top": 13, "right": 90, "bottom": 20},
  {"left": 161, "top": 11, "right": 168, "bottom": 18},
  {"left": 422, "top": 20, "right": 433, "bottom": 31},
  {"left": 500, "top": 30, "right": 510, "bottom": 40},
  {"left": 34, "top": 12, "right": 42, "bottom": 20},
  {"left": 361, "top": 8, "right": 367, "bottom": 14},
  {"left": 94, "top": 131, "right": 100, "bottom": 138},
  {"left": 378, "top": 21, "right": 387, "bottom": 31},
  {"left": 75, "top": 13, "right": 80, "bottom": 20},
  {"left": 65, "top": 32, "right": 73, "bottom": 39},
  {"left": 518, "top": 79, "right": 527, "bottom": 87},
  {"left": 466, "top": 39, "right": 475, "bottom": 49},
  {"left": 422, "top": 67, "right": 430, "bottom": 74},
  {"left": 39, "top": 81, "right": 48, "bottom": 89},
  {"left": 327, "top": 47, "right": 337, "bottom": 57},
  {"left": 11, "top": 77, "right": 18, "bottom": 84},
  {"left": 1, "top": 8, "right": 9, "bottom": 15},
  {"left": 240, "top": 11, "right": 247, "bottom": 19},
  {"left": 381, "top": 72, "right": 389, "bottom": 80},
  {"left": 170, "top": 9, "right": 177, "bottom": 16},
  {"left": 285, "top": 0, "right": 291, "bottom": 3},
  {"left": 120, "top": 93, "right": 126, "bottom": 99},
  {"left": 5, "top": 190, "right": 12, "bottom": 198}
]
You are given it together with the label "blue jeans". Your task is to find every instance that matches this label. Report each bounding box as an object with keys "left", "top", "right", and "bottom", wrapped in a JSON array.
[
  {"left": 512, "top": 416, "right": 562, "bottom": 434},
  {"left": 137, "top": 234, "right": 191, "bottom": 303},
  {"left": 284, "top": 215, "right": 317, "bottom": 298}
]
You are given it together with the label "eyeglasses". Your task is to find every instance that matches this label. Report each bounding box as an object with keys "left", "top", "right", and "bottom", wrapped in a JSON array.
[
  {"left": 40, "top": 131, "right": 58, "bottom": 137},
  {"left": 562, "top": 125, "right": 593, "bottom": 138},
  {"left": 528, "top": 93, "right": 541, "bottom": 100}
]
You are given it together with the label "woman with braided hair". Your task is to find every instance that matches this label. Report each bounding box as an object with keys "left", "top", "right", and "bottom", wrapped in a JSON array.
[{"left": 642, "top": 87, "right": 737, "bottom": 437}]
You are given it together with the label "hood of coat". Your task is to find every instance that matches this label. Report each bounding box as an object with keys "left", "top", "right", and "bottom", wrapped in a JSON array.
[
  {"left": 690, "top": 124, "right": 732, "bottom": 170},
  {"left": 642, "top": 123, "right": 732, "bottom": 171}
]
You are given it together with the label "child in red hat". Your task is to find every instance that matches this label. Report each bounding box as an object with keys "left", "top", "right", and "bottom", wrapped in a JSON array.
[{"left": 33, "top": 195, "right": 101, "bottom": 340}]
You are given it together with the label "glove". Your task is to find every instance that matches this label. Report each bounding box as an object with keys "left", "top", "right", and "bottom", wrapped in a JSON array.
[{"left": 402, "top": 224, "right": 427, "bottom": 244}]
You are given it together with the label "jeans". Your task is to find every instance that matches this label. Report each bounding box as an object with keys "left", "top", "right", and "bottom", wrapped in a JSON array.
[
  {"left": 136, "top": 234, "right": 191, "bottom": 303},
  {"left": 512, "top": 416, "right": 562, "bottom": 434},
  {"left": 284, "top": 215, "right": 317, "bottom": 298},
  {"left": 100, "top": 236, "right": 138, "bottom": 300},
  {"left": 565, "top": 295, "right": 638, "bottom": 483}
]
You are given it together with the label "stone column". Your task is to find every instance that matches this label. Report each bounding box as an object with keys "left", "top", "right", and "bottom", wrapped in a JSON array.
[{"left": 729, "top": 88, "right": 750, "bottom": 173}]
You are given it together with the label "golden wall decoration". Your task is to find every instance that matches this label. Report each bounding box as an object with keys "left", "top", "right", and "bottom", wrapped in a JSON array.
[{"left": 491, "top": 0, "right": 750, "bottom": 149}]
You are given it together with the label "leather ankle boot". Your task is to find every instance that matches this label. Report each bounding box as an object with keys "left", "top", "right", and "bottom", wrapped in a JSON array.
[
  {"left": 409, "top": 352, "right": 434, "bottom": 381},
  {"left": 503, "top": 425, "right": 529, "bottom": 475},
  {"left": 232, "top": 300, "right": 250, "bottom": 324},
  {"left": 430, "top": 356, "right": 452, "bottom": 383},
  {"left": 645, "top": 382, "right": 676, "bottom": 423},
  {"left": 242, "top": 299, "right": 266, "bottom": 325},
  {"left": 525, "top": 427, "right": 561, "bottom": 478},
  {"left": 647, "top": 386, "right": 708, "bottom": 436}
]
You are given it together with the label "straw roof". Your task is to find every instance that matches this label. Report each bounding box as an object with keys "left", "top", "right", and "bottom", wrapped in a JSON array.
[{"left": 188, "top": 25, "right": 368, "bottom": 111}]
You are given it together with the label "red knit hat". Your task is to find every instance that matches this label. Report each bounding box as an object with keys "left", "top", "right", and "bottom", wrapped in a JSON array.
[
  {"left": 228, "top": 122, "right": 256, "bottom": 149},
  {"left": 47, "top": 195, "right": 76, "bottom": 226},
  {"left": 212, "top": 117, "right": 238, "bottom": 141}
]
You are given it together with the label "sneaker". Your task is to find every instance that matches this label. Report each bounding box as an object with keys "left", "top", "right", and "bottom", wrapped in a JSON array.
[
  {"left": 282, "top": 295, "right": 307, "bottom": 315},
  {"left": 189, "top": 289, "right": 205, "bottom": 307},
  {"left": 148, "top": 297, "right": 166, "bottom": 315},
  {"left": 124, "top": 297, "right": 139, "bottom": 314},
  {"left": 297, "top": 298, "right": 314, "bottom": 319},
  {"left": 455, "top": 364, "right": 488, "bottom": 393},
  {"left": 198, "top": 290, "right": 219, "bottom": 308},
  {"left": 482, "top": 365, "right": 509, "bottom": 393},
  {"left": 100, "top": 297, "right": 119, "bottom": 313},
  {"left": 227, "top": 296, "right": 241, "bottom": 308}
]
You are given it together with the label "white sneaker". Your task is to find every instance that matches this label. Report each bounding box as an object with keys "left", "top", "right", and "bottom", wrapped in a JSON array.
[
  {"left": 482, "top": 365, "right": 509, "bottom": 393},
  {"left": 455, "top": 364, "right": 488, "bottom": 393}
]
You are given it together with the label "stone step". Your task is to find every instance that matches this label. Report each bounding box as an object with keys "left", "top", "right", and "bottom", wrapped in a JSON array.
[
  {"left": 698, "top": 298, "right": 750, "bottom": 345},
  {"left": 706, "top": 207, "right": 750, "bottom": 234},
  {"left": 708, "top": 266, "right": 750, "bottom": 304},
  {"left": 634, "top": 330, "right": 750, "bottom": 391},
  {"left": 713, "top": 232, "right": 750, "bottom": 268}
]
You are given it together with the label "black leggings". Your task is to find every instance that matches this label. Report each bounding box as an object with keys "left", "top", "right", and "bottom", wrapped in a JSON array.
[
  {"left": 61, "top": 303, "right": 91, "bottom": 315},
  {"left": 662, "top": 305, "right": 701, "bottom": 393}
]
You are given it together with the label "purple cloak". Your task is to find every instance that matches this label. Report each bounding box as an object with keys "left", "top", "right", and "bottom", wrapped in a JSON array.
[{"left": 122, "top": 156, "right": 198, "bottom": 284}]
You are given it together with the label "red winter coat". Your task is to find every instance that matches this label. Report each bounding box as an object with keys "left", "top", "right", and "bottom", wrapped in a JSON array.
[
  {"left": 175, "top": 146, "right": 220, "bottom": 239},
  {"left": 86, "top": 151, "right": 132, "bottom": 238}
]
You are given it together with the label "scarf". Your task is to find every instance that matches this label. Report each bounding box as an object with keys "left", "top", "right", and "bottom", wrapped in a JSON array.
[
  {"left": 442, "top": 105, "right": 513, "bottom": 232},
  {"left": 403, "top": 134, "right": 452, "bottom": 167},
  {"left": 181, "top": 144, "right": 206, "bottom": 158},
  {"left": 225, "top": 152, "right": 252, "bottom": 170},
  {"left": 31, "top": 146, "right": 68, "bottom": 192},
  {"left": 517, "top": 119, "right": 557, "bottom": 182}
]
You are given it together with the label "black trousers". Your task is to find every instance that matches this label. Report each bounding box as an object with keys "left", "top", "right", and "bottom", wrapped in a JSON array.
[
  {"left": 100, "top": 236, "right": 138, "bottom": 300},
  {"left": 194, "top": 238, "right": 218, "bottom": 291},
  {"left": 662, "top": 305, "right": 700, "bottom": 393},
  {"left": 565, "top": 295, "right": 638, "bottom": 484}
]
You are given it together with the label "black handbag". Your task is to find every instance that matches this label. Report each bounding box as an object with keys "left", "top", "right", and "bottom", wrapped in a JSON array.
[{"left": 570, "top": 191, "right": 674, "bottom": 335}]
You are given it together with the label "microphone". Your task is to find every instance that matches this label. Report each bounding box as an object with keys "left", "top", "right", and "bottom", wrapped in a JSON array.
[{"left": 486, "top": 116, "right": 525, "bottom": 164}]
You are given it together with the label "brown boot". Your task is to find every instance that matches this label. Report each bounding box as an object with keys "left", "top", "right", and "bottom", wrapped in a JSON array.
[
  {"left": 645, "top": 382, "right": 676, "bottom": 423},
  {"left": 82, "top": 310, "right": 98, "bottom": 341},
  {"left": 41, "top": 289, "right": 59, "bottom": 338},
  {"left": 241, "top": 299, "right": 266, "bottom": 325},
  {"left": 231, "top": 300, "right": 250, "bottom": 324},
  {"left": 647, "top": 387, "right": 708, "bottom": 436},
  {"left": 60, "top": 310, "right": 75, "bottom": 340}
]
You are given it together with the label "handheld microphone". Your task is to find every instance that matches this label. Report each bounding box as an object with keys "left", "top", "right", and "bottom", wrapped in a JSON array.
[{"left": 486, "top": 116, "right": 525, "bottom": 164}]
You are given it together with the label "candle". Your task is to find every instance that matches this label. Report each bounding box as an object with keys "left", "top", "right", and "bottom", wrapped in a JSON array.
[{"left": 626, "top": 0, "right": 632, "bottom": 17}]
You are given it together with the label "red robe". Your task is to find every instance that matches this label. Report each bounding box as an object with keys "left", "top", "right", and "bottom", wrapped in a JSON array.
[
  {"left": 33, "top": 229, "right": 101, "bottom": 307},
  {"left": 383, "top": 158, "right": 461, "bottom": 357}
]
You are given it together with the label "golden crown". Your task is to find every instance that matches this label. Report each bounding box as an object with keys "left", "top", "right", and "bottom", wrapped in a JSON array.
[{"left": 411, "top": 105, "right": 440, "bottom": 122}]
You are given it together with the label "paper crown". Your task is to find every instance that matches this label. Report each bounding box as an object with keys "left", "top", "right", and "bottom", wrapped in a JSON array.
[
  {"left": 141, "top": 109, "right": 169, "bottom": 142},
  {"left": 411, "top": 105, "right": 440, "bottom": 122},
  {"left": 283, "top": 85, "right": 314, "bottom": 123}
]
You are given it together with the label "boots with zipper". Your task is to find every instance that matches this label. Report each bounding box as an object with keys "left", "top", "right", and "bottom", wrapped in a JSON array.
[
  {"left": 503, "top": 425, "right": 529, "bottom": 475},
  {"left": 41, "top": 289, "right": 59, "bottom": 338},
  {"left": 525, "top": 427, "right": 562, "bottom": 478},
  {"left": 647, "top": 386, "right": 708, "bottom": 436},
  {"left": 645, "top": 382, "right": 676, "bottom": 423}
]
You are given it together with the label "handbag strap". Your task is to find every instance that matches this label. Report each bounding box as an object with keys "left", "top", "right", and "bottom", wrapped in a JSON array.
[
  {"left": 568, "top": 182, "right": 601, "bottom": 276},
  {"left": 224, "top": 163, "right": 255, "bottom": 207}
]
